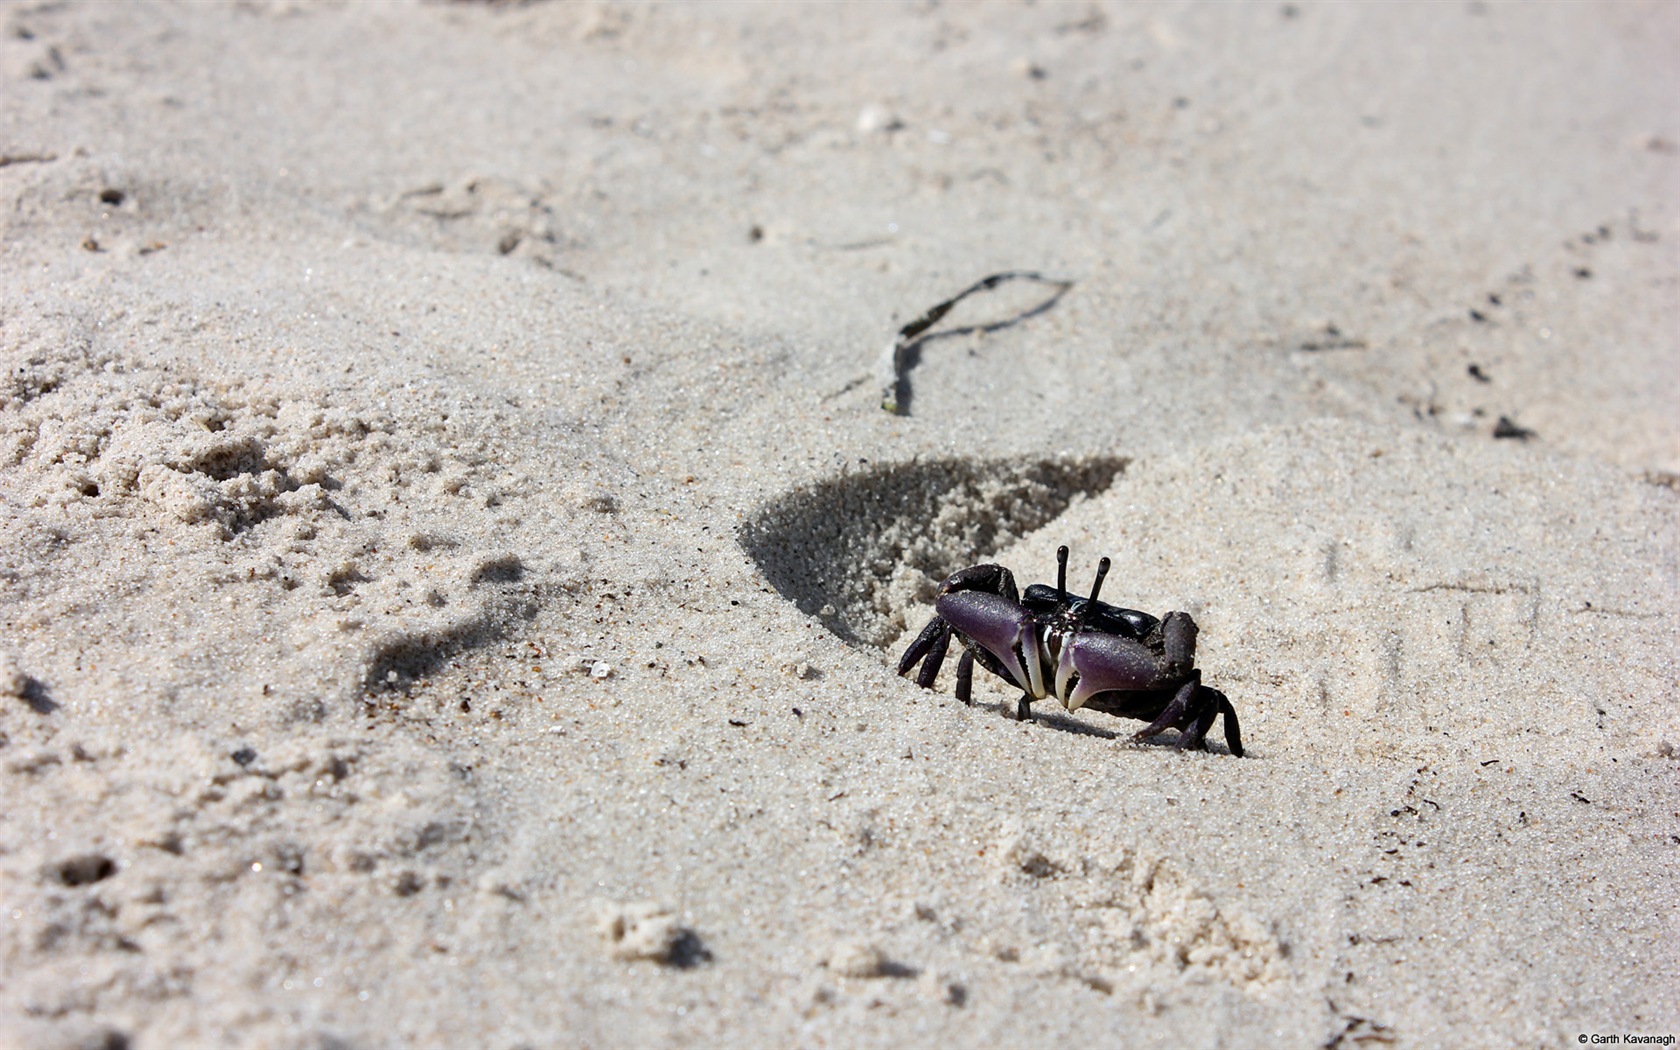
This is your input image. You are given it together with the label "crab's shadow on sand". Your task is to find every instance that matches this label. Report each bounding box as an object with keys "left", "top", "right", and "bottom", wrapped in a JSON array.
[{"left": 960, "top": 697, "right": 1243, "bottom": 756}]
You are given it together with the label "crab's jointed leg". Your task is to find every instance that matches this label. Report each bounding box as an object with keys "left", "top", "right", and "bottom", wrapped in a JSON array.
[
  {"left": 1129, "top": 672, "right": 1200, "bottom": 746},
  {"left": 915, "top": 624, "right": 952, "bottom": 690},
  {"left": 954, "top": 650, "right": 975, "bottom": 705},
  {"left": 897, "top": 617, "right": 950, "bottom": 681}
]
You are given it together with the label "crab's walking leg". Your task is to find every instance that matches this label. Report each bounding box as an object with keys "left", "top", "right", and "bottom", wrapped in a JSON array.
[
  {"left": 1130, "top": 672, "right": 1200, "bottom": 746},
  {"left": 954, "top": 650, "right": 975, "bottom": 705},
  {"left": 916, "top": 625, "right": 953, "bottom": 690},
  {"left": 897, "top": 617, "right": 949, "bottom": 679},
  {"left": 1213, "top": 691, "right": 1244, "bottom": 757},
  {"left": 1176, "top": 693, "right": 1219, "bottom": 751}
]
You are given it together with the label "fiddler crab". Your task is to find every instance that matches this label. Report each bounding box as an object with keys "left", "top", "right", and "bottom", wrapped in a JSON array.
[{"left": 896, "top": 546, "right": 1243, "bottom": 756}]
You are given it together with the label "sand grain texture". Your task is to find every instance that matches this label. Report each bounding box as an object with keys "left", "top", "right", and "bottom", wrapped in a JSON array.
[{"left": 2, "top": 3, "right": 1676, "bottom": 1047}]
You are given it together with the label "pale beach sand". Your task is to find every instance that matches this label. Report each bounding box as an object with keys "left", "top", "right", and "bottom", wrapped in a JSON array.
[{"left": 1, "top": 3, "right": 1676, "bottom": 1047}]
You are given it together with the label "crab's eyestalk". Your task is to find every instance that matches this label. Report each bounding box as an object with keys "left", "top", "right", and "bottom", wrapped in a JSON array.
[
  {"left": 1086, "top": 556, "right": 1112, "bottom": 607},
  {"left": 1056, "top": 545, "right": 1070, "bottom": 601}
]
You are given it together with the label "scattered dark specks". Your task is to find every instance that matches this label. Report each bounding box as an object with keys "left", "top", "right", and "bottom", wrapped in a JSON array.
[
  {"left": 1467, "top": 364, "right": 1491, "bottom": 383},
  {"left": 1492, "top": 416, "right": 1536, "bottom": 441},
  {"left": 1298, "top": 322, "right": 1367, "bottom": 352},
  {"left": 1077, "top": 972, "right": 1114, "bottom": 995},
  {"left": 0, "top": 150, "right": 59, "bottom": 167},
  {"left": 386, "top": 870, "right": 425, "bottom": 897},
  {"left": 56, "top": 853, "right": 117, "bottom": 887},
  {"left": 231, "top": 747, "right": 257, "bottom": 767}
]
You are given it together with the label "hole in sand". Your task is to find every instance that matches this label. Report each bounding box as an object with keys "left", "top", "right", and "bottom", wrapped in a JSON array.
[{"left": 739, "top": 455, "right": 1125, "bottom": 647}]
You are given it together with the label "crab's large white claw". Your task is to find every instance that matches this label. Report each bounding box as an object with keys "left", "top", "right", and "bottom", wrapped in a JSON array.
[
  {"left": 1065, "top": 632, "right": 1159, "bottom": 711},
  {"left": 935, "top": 588, "right": 1037, "bottom": 692},
  {"left": 1017, "top": 624, "right": 1047, "bottom": 700},
  {"left": 1053, "top": 632, "right": 1080, "bottom": 709}
]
